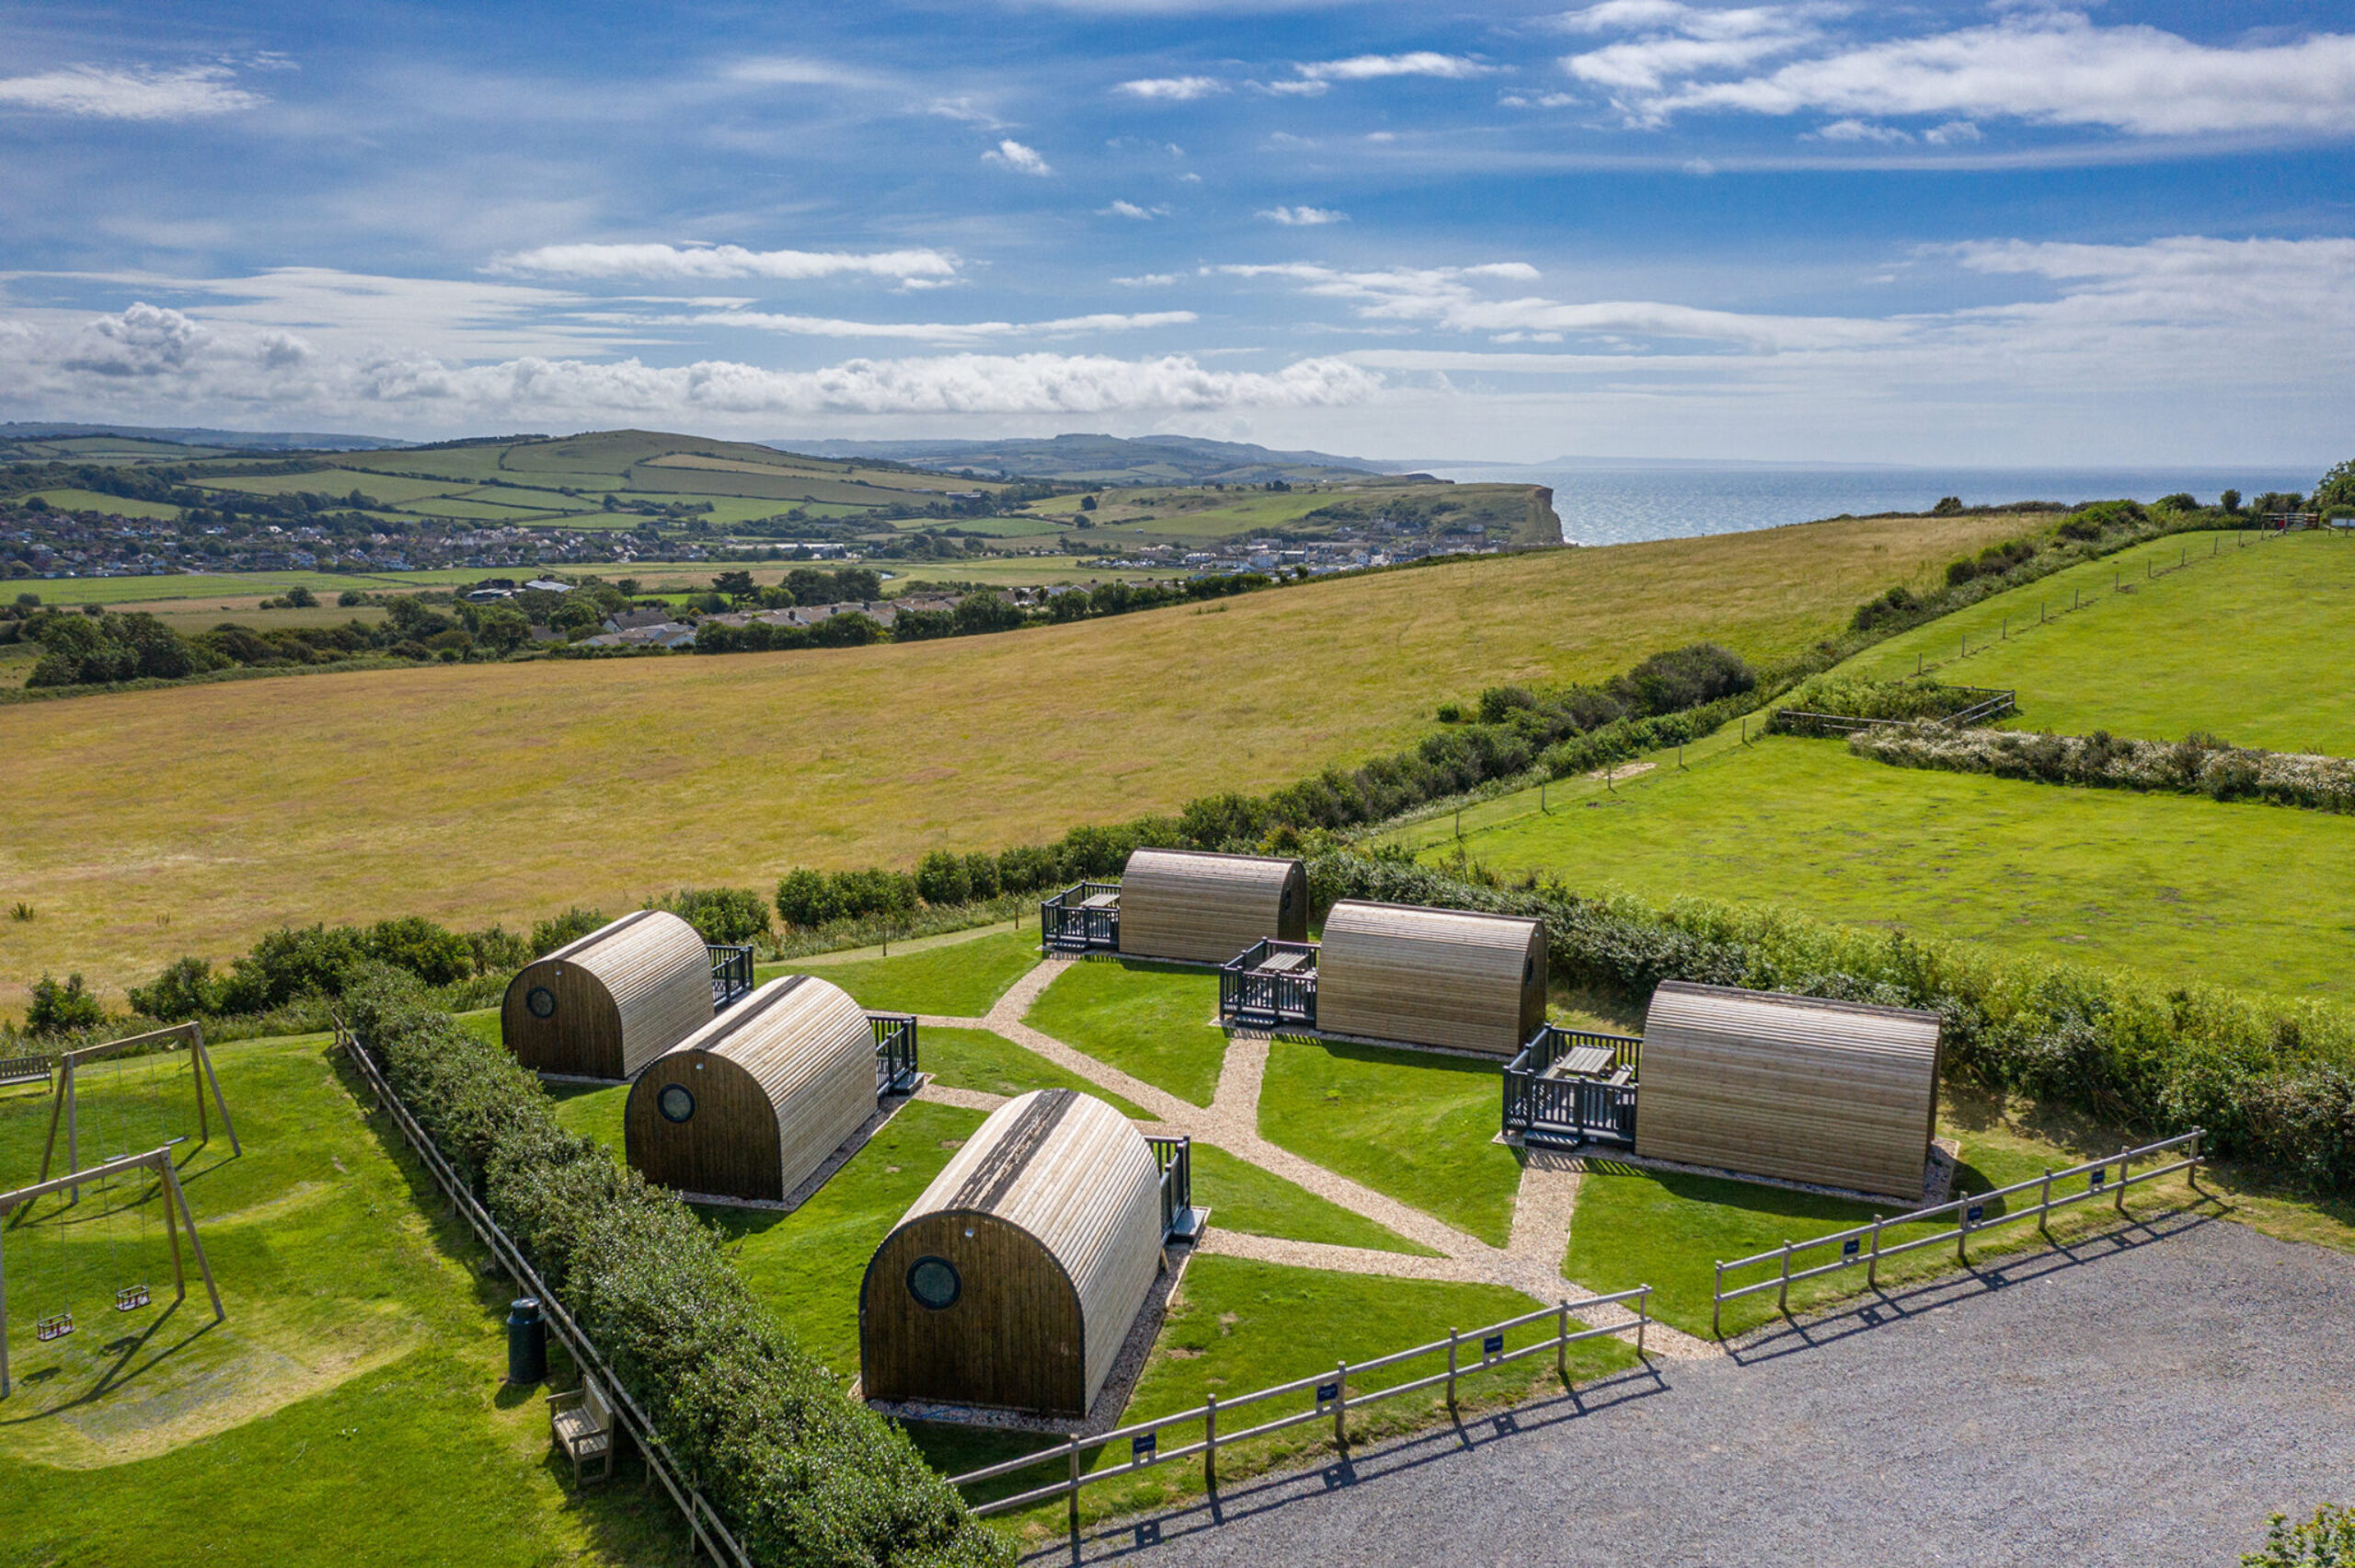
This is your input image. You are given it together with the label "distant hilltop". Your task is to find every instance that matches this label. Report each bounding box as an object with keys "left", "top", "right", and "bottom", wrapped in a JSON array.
[
  {"left": 0, "top": 420, "right": 409, "bottom": 452},
  {"left": 775, "top": 432, "right": 1401, "bottom": 486}
]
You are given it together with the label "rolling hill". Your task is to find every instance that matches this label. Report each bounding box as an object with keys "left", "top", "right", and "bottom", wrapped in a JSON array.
[{"left": 783, "top": 433, "right": 1396, "bottom": 485}]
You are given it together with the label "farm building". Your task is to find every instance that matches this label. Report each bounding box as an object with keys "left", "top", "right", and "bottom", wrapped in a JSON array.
[
  {"left": 859, "top": 1089, "right": 1183, "bottom": 1417},
  {"left": 625, "top": 975, "right": 914, "bottom": 1205},
  {"left": 500, "top": 910, "right": 724, "bottom": 1081},
  {"left": 1633, "top": 981, "right": 1943, "bottom": 1200},
  {"left": 1314, "top": 900, "right": 1547, "bottom": 1055},
  {"left": 1041, "top": 849, "right": 1308, "bottom": 962}
]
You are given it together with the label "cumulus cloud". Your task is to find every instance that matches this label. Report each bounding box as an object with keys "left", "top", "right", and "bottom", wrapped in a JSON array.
[
  {"left": 674, "top": 309, "right": 1199, "bottom": 344},
  {"left": 1113, "top": 273, "right": 1179, "bottom": 287},
  {"left": 1115, "top": 75, "right": 1225, "bottom": 101},
  {"left": 1810, "top": 118, "right": 1910, "bottom": 143},
  {"left": 982, "top": 139, "right": 1054, "bottom": 176},
  {"left": 1100, "top": 200, "right": 1168, "bottom": 219},
  {"left": 1563, "top": 8, "right": 2355, "bottom": 137},
  {"left": 1258, "top": 205, "right": 1349, "bottom": 225},
  {"left": 1296, "top": 52, "right": 1497, "bottom": 83},
  {"left": 0, "top": 63, "right": 265, "bottom": 120},
  {"left": 491, "top": 243, "right": 959, "bottom": 282}
]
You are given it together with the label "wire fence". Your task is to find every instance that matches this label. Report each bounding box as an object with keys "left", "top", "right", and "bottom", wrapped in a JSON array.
[
  {"left": 947, "top": 1285, "right": 1653, "bottom": 1530},
  {"left": 1710, "top": 1128, "right": 2204, "bottom": 1337}
]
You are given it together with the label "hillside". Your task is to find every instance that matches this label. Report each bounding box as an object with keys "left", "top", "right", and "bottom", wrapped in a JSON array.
[
  {"left": 0, "top": 422, "right": 406, "bottom": 461},
  {"left": 783, "top": 433, "right": 1393, "bottom": 485},
  {"left": 0, "top": 508, "right": 2039, "bottom": 1010}
]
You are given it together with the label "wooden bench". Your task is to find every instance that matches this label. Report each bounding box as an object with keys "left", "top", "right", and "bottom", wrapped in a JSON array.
[
  {"left": 548, "top": 1376, "right": 615, "bottom": 1484},
  {"left": 0, "top": 1055, "right": 50, "bottom": 1092}
]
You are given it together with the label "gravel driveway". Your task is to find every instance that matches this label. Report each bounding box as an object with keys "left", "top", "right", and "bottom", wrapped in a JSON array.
[{"left": 1037, "top": 1212, "right": 2355, "bottom": 1566}]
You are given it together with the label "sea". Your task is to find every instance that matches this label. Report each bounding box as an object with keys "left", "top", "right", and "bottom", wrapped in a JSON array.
[{"left": 1413, "top": 464, "right": 2323, "bottom": 547}]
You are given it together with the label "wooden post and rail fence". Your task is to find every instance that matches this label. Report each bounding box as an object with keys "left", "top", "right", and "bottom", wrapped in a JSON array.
[
  {"left": 1709, "top": 1128, "right": 2205, "bottom": 1337},
  {"left": 945, "top": 1285, "right": 1654, "bottom": 1529}
]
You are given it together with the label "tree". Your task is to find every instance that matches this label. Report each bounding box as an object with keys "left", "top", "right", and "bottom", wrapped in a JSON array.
[
  {"left": 1079, "top": 494, "right": 1097, "bottom": 512},
  {"left": 476, "top": 606, "right": 530, "bottom": 655},
  {"left": 1930, "top": 496, "right": 1963, "bottom": 515},
  {"left": 2220, "top": 488, "right": 2242, "bottom": 512},
  {"left": 2155, "top": 492, "right": 2198, "bottom": 512},
  {"left": 27, "top": 972, "right": 107, "bottom": 1035},
  {"left": 2312, "top": 458, "right": 2355, "bottom": 513},
  {"left": 712, "top": 569, "right": 756, "bottom": 599},
  {"left": 284, "top": 584, "right": 318, "bottom": 607},
  {"left": 2241, "top": 1505, "right": 2355, "bottom": 1567}
]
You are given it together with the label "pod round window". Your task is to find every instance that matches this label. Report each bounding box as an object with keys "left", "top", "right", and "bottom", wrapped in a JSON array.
[
  {"left": 526, "top": 986, "right": 557, "bottom": 1019},
  {"left": 907, "top": 1256, "right": 960, "bottom": 1311},
  {"left": 657, "top": 1084, "right": 695, "bottom": 1124},
  {"left": 1523, "top": 956, "right": 1534, "bottom": 983},
  {"left": 1281, "top": 887, "right": 1294, "bottom": 912}
]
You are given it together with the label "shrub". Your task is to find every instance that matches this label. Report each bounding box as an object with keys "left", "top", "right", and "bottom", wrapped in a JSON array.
[
  {"left": 656, "top": 887, "right": 773, "bottom": 946},
  {"left": 531, "top": 906, "right": 607, "bottom": 956},
  {"left": 2242, "top": 1505, "right": 2355, "bottom": 1567},
  {"left": 366, "top": 916, "right": 476, "bottom": 986},
  {"left": 129, "top": 956, "right": 222, "bottom": 1022},
  {"left": 914, "top": 850, "right": 972, "bottom": 908},
  {"left": 960, "top": 851, "right": 1002, "bottom": 901},
  {"left": 466, "top": 924, "right": 533, "bottom": 975},
  {"left": 775, "top": 869, "right": 839, "bottom": 929},
  {"left": 27, "top": 972, "right": 107, "bottom": 1036}
]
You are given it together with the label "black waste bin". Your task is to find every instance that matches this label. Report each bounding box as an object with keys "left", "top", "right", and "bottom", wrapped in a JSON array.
[{"left": 506, "top": 1297, "right": 546, "bottom": 1386}]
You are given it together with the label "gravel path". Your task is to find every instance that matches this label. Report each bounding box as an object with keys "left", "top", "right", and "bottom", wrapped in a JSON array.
[{"left": 1040, "top": 1213, "right": 2355, "bottom": 1567}]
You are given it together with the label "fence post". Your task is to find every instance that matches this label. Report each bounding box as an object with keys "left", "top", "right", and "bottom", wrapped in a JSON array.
[
  {"left": 2188, "top": 1131, "right": 2203, "bottom": 1194},
  {"left": 1333, "top": 1361, "right": 1349, "bottom": 1451},
  {"left": 1202, "top": 1395, "right": 1217, "bottom": 1494},
  {"left": 1776, "top": 1242, "right": 1793, "bottom": 1315},
  {"left": 1445, "top": 1328, "right": 1458, "bottom": 1409},
  {"left": 1711, "top": 1262, "right": 1724, "bottom": 1338},
  {"left": 1956, "top": 1196, "right": 1970, "bottom": 1264},
  {"left": 1637, "top": 1286, "right": 1650, "bottom": 1359},
  {"left": 1867, "top": 1215, "right": 1883, "bottom": 1289},
  {"left": 2115, "top": 1145, "right": 2131, "bottom": 1213},
  {"left": 1557, "top": 1301, "right": 1569, "bottom": 1381},
  {"left": 2039, "top": 1168, "right": 2053, "bottom": 1235},
  {"left": 1066, "top": 1436, "right": 1081, "bottom": 1537}
]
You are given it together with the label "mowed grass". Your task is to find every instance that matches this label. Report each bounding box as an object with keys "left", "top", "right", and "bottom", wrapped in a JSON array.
[
  {"left": 917, "top": 1025, "right": 1157, "bottom": 1120},
  {"left": 1853, "top": 529, "right": 2355, "bottom": 754},
  {"left": 1025, "top": 956, "right": 1227, "bottom": 1106},
  {"left": 0, "top": 1037, "right": 683, "bottom": 1564},
  {"left": 1188, "top": 1142, "right": 1435, "bottom": 1255},
  {"left": 770, "top": 928, "right": 1041, "bottom": 1018},
  {"left": 0, "top": 508, "right": 2043, "bottom": 1010},
  {"left": 1257, "top": 1038, "right": 1526, "bottom": 1245},
  {"left": 1430, "top": 733, "right": 2355, "bottom": 1000}
]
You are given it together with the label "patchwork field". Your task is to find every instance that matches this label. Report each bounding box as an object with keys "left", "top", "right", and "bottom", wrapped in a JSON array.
[{"left": 0, "top": 508, "right": 2040, "bottom": 1011}]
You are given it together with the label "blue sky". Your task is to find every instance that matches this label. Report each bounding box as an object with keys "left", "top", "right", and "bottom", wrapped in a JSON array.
[{"left": 2, "top": 0, "right": 2350, "bottom": 464}]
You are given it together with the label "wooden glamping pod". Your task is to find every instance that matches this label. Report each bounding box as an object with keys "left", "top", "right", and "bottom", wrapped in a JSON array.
[
  {"left": 625, "top": 976, "right": 882, "bottom": 1204},
  {"left": 1634, "top": 981, "right": 1943, "bottom": 1200},
  {"left": 1118, "top": 849, "right": 1308, "bottom": 963},
  {"left": 1315, "top": 900, "right": 1547, "bottom": 1055},
  {"left": 501, "top": 910, "right": 713, "bottom": 1080},
  {"left": 860, "top": 1089, "right": 1164, "bottom": 1416}
]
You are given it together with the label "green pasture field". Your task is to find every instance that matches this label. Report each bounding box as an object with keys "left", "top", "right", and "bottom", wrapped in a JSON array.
[
  {"left": 24, "top": 489, "right": 185, "bottom": 520},
  {"left": 1402, "top": 732, "right": 2355, "bottom": 1001},
  {"left": 1024, "top": 956, "right": 1228, "bottom": 1106},
  {"left": 1852, "top": 529, "right": 2355, "bottom": 755},
  {"left": 0, "top": 1037, "right": 683, "bottom": 1565},
  {"left": 190, "top": 468, "right": 465, "bottom": 503},
  {"left": 0, "top": 507, "right": 2049, "bottom": 1009}
]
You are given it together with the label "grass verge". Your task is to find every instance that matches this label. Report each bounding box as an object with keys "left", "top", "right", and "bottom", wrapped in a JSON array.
[
  {"left": 1024, "top": 956, "right": 1226, "bottom": 1107},
  {"left": 918, "top": 1025, "right": 1157, "bottom": 1120},
  {"left": 765, "top": 929, "right": 1040, "bottom": 1018}
]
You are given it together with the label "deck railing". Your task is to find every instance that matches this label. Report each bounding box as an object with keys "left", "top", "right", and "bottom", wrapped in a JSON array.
[
  {"left": 706, "top": 944, "right": 755, "bottom": 1009},
  {"left": 1501, "top": 1024, "right": 1641, "bottom": 1149},
  {"left": 1709, "top": 1128, "right": 2204, "bottom": 1337},
  {"left": 869, "top": 1013, "right": 920, "bottom": 1095},
  {"left": 1143, "top": 1134, "right": 1202, "bottom": 1241},
  {"left": 946, "top": 1284, "right": 1653, "bottom": 1528},
  {"left": 1775, "top": 686, "right": 2016, "bottom": 738},
  {"left": 1217, "top": 939, "right": 1320, "bottom": 1030},
  {"left": 1040, "top": 882, "right": 1121, "bottom": 954}
]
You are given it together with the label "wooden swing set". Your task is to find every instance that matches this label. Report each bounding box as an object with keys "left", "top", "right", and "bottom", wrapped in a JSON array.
[{"left": 37, "top": 1022, "right": 240, "bottom": 1199}]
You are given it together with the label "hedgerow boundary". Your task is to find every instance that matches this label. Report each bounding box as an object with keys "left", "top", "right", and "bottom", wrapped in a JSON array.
[
  {"left": 1849, "top": 726, "right": 2355, "bottom": 815},
  {"left": 336, "top": 968, "right": 1010, "bottom": 1568}
]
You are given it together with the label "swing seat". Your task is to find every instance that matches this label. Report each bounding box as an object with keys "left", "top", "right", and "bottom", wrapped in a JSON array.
[
  {"left": 36, "top": 1311, "right": 74, "bottom": 1342},
  {"left": 116, "top": 1285, "right": 151, "bottom": 1311}
]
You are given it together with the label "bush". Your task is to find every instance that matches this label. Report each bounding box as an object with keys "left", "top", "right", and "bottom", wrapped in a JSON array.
[
  {"left": 466, "top": 924, "right": 533, "bottom": 975},
  {"left": 531, "top": 907, "right": 607, "bottom": 956},
  {"left": 656, "top": 887, "right": 774, "bottom": 946},
  {"left": 366, "top": 916, "right": 476, "bottom": 986},
  {"left": 129, "top": 956, "right": 222, "bottom": 1022},
  {"left": 27, "top": 972, "right": 107, "bottom": 1036},
  {"left": 2243, "top": 1505, "right": 2355, "bottom": 1567},
  {"left": 914, "top": 850, "right": 972, "bottom": 907}
]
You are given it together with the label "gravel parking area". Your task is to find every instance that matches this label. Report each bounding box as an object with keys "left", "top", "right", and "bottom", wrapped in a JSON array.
[{"left": 1040, "top": 1213, "right": 2355, "bottom": 1567}]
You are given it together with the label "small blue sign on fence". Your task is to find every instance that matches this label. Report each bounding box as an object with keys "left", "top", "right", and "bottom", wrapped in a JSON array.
[
  {"left": 1842, "top": 1237, "right": 1860, "bottom": 1258},
  {"left": 1315, "top": 1381, "right": 1340, "bottom": 1406},
  {"left": 1967, "top": 1203, "right": 1985, "bottom": 1224},
  {"left": 1131, "top": 1433, "right": 1155, "bottom": 1461},
  {"left": 2090, "top": 1166, "right": 2107, "bottom": 1189},
  {"left": 1482, "top": 1333, "right": 1505, "bottom": 1358}
]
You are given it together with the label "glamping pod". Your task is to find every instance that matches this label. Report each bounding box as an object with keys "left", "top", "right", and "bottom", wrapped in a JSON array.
[
  {"left": 625, "top": 975, "right": 881, "bottom": 1204},
  {"left": 501, "top": 910, "right": 714, "bottom": 1081},
  {"left": 1116, "top": 849, "right": 1309, "bottom": 964},
  {"left": 1315, "top": 900, "right": 1547, "bottom": 1056},
  {"left": 1634, "top": 981, "right": 1943, "bottom": 1200},
  {"left": 860, "top": 1089, "right": 1164, "bottom": 1416}
]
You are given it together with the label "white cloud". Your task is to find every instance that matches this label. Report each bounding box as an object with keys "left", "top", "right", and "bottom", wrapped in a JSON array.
[
  {"left": 1258, "top": 205, "right": 1349, "bottom": 225},
  {"left": 679, "top": 309, "right": 1198, "bottom": 344},
  {"left": 1295, "top": 52, "right": 1497, "bottom": 83},
  {"left": 0, "top": 63, "right": 265, "bottom": 120},
  {"left": 1100, "top": 200, "right": 1168, "bottom": 219},
  {"left": 1565, "top": 9, "right": 2355, "bottom": 138},
  {"left": 1810, "top": 118, "right": 1910, "bottom": 143},
  {"left": 982, "top": 139, "right": 1054, "bottom": 176},
  {"left": 491, "top": 243, "right": 959, "bottom": 282},
  {"left": 722, "top": 55, "right": 889, "bottom": 90},
  {"left": 1113, "top": 273, "right": 1179, "bottom": 287},
  {"left": 1924, "top": 119, "right": 1981, "bottom": 145},
  {"left": 1115, "top": 75, "right": 1226, "bottom": 101}
]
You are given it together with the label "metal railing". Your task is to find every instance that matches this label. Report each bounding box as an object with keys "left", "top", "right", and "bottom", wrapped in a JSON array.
[
  {"left": 1709, "top": 1128, "right": 2205, "bottom": 1337},
  {"left": 1040, "top": 883, "right": 1120, "bottom": 954},
  {"left": 333, "top": 1021, "right": 752, "bottom": 1568},
  {"left": 1217, "top": 939, "right": 1320, "bottom": 1030},
  {"left": 1143, "top": 1134, "right": 1201, "bottom": 1240},
  {"left": 1501, "top": 1025, "right": 1641, "bottom": 1148},
  {"left": 1775, "top": 686, "right": 2016, "bottom": 738},
  {"left": 706, "top": 944, "right": 755, "bottom": 1010},
  {"left": 869, "top": 1013, "right": 920, "bottom": 1095},
  {"left": 946, "top": 1285, "right": 1653, "bottom": 1528}
]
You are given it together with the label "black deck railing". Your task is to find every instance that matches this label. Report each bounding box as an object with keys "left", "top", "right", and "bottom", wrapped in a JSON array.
[
  {"left": 869, "top": 1013, "right": 920, "bottom": 1095},
  {"left": 1144, "top": 1134, "right": 1203, "bottom": 1241},
  {"left": 1502, "top": 1024, "right": 1641, "bottom": 1149},
  {"left": 707, "top": 944, "right": 755, "bottom": 1009},
  {"left": 1218, "top": 939, "right": 1320, "bottom": 1030},
  {"left": 1040, "top": 882, "right": 1120, "bottom": 954}
]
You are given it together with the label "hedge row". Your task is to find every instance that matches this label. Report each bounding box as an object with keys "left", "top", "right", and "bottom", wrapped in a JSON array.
[
  {"left": 1313, "top": 852, "right": 2355, "bottom": 1193},
  {"left": 1850, "top": 726, "right": 2355, "bottom": 814},
  {"left": 340, "top": 969, "right": 1009, "bottom": 1568}
]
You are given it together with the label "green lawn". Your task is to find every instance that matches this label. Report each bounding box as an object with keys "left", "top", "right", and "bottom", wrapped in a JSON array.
[
  {"left": 1255, "top": 1037, "right": 1525, "bottom": 1246},
  {"left": 1023, "top": 956, "right": 1227, "bottom": 1107},
  {"left": 0, "top": 1038, "right": 680, "bottom": 1564},
  {"left": 1434, "top": 733, "right": 2355, "bottom": 1001},
  {"left": 1852, "top": 530, "right": 2355, "bottom": 755},
  {"left": 917, "top": 1024, "right": 1157, "bottom": 1120},
  {"left": 770, "top": 929, "right": 1040, "bottom": 1018},
  {"left": 1188, "top": 1143, "right": 1437, "bottom": 1255}
]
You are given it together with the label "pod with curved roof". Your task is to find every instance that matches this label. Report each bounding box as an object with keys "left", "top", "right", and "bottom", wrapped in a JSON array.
[
  {"left": 625, "top": 975, "right": 881, "bottom": 1204},
  {"left": 1117, "top": 848, "right": 1307, "bottom": 964},
  {"left": 1316, "top": 899, "right": 1547, "bottom": 1055},
  {"left": 501, "top": 910, "right": 713, "bottom": 1080},
  {"left": 859, "top": 1089, "right": 1164, "bottom": 1416}
]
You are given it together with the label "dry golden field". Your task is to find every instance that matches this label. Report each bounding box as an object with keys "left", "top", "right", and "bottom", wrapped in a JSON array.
[{"left": 0, "top": 509, "right": 2036, "bottom": 1012}]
